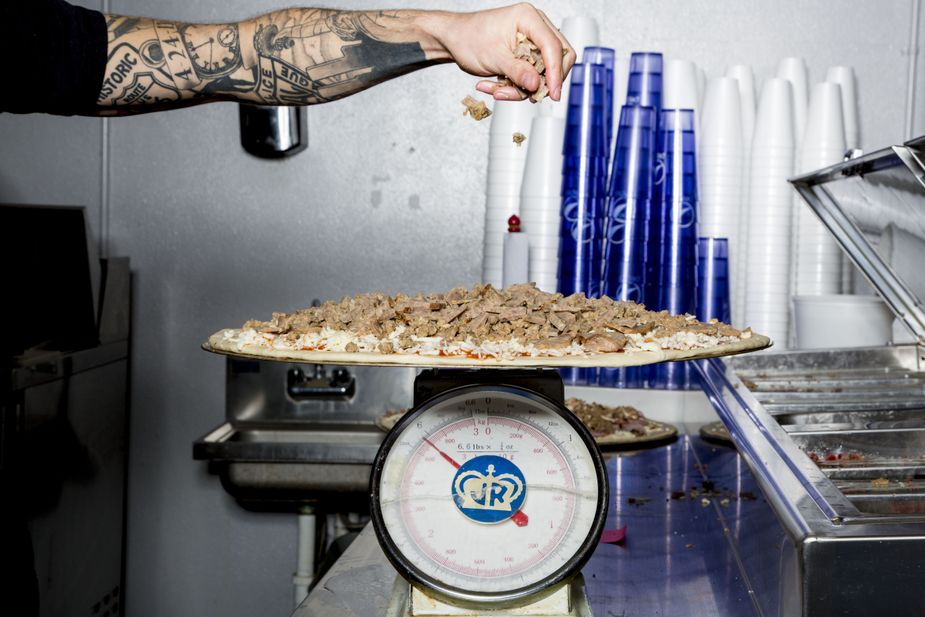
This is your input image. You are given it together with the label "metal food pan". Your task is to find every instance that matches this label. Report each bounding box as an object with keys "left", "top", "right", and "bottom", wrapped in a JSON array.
[
  {"left": 788, "top": 427, "right": 925, "bottom": 467},
  {"left": 847, "top": 494, "right": 925, "bottom": 515},
  {"left": 762, "top": 397, "right": 925, "bottom": 414},
  {"left": 774, "top": 408, "right": 925, "bottom": 426},
  {"left": 740, "top": 372, "right": 925, "bottom": 392}
]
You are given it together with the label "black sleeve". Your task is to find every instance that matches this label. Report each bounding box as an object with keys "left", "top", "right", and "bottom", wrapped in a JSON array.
[{"left": 0, "top": 0, "right": 107, "bottom": 115}]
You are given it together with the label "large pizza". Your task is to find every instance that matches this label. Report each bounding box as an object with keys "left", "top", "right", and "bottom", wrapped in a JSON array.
[
  {"left": 564, "top": 399, "right": 677, "bottom": 445},
  {"left": 206, "top": 283, "right": 770, "bottom": 367}
]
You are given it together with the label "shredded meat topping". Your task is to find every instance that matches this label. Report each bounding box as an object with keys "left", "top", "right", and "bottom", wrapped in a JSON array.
[
  {"left": 241, "top": 283, "right": 743, "bottom": 354},
  {"left": 565, "top": 399, "right": 659, "bottom": 437},
  {"left": 493, "top": 32, "right": 569, "bottom": 103}
]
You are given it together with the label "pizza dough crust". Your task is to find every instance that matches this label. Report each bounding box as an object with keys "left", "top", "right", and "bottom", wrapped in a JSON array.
[{"left": 205, "top": 329, "right": 771, "bottom": 367}]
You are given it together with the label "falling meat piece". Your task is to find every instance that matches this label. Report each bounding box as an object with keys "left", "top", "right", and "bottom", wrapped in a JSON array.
[
  {"left": 512, "top": 132, "right": 526, "bottom": 146},
  {"left": 461, "top": 95, "right": 492, "bottom": 121}
]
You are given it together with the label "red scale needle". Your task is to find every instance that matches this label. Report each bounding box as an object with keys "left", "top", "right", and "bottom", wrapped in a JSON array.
[{"left": 423, "top": 436, "right": 529, "bottom": 527}]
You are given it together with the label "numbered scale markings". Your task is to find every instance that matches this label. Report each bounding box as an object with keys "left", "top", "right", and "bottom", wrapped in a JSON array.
[{"left": 371, "top": 385, "right": 607, "bottom": 606}]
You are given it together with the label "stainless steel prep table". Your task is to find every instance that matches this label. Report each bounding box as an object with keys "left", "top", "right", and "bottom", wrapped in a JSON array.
[{"left": 294, "top": 434, "right": 778, "bottom": 617}]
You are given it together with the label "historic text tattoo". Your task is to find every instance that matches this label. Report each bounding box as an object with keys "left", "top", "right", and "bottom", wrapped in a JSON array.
[{"left": 97, "top": 9, "right": 435, "bottom": 112}]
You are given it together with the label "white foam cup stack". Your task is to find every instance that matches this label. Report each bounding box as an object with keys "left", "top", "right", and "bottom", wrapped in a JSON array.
[
  {"left": 793, "top": 295, "right": 893, "bottom": 349},
  {"left": 825, "top": 65, "right": 860, "bottom": 150},
  {"left": 700, "top": 77, "right": 744, "bottom": 322},
  {"left": 664, "top": 60, "right": 700, "bottom": 112},
  {"left": 699, "top": 77, "right": 743, "bottom": 235},
  {"left": 664, "top": 59, "right": 701, "bottom": 140},
  {"left": 793, "top": 82, "right": 847, "bottom": 307},
  {"left": 776, "top": 57, "right": 809, "bottom": 145},
  {"left": 725, "top": 64, "right": 757, "bottom": 328},
  {"left": 521, "top": 116, "right": 565, "bottom": 198},
  {"left": 519, "top": 114, "right": 566, "bottom": 292},
  {"left": 482, "top": 100, "right": 537, "bottom": 287},
  {"left": 552, "top": 16, "right": 600, "bottom": 119},
  {"left": 801, "top": 82, "right": 846, "bottom": 155},
  {"left": 726, "top": 65, "right": 756, "bottom": 147},
  {"left": 744, "top": 77, "right": 795, "bottom": 348},
  {"left": 696, "top": 65, "right": 706, "bottom": 115},
  {"left": 490, "top": 100, "right": 537, "bottom": 143}
]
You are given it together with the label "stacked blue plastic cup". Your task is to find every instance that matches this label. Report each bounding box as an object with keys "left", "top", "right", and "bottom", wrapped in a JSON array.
[
  {"left": 582, "top": 47, "right": 615, "bottom": 152},
  {"left": 652, "top": 108, "right": 699, "bottom": 390},
  {"left": 626, "top": 52, "right": 663, "bottom": 110},
  {"left": 558, "top": 62, "right": 608, "bottom": 299},
  {"left": 602, "top": 105, "right": 657, "bottom": 303},
  {"left": 558, "top": 62, "right": 608, "bottom": 385},
  {"left": 625, "top": 52, "right": 665, "bottom": 309},
  {"left": 597, "top": 105, "right": 657, "bottom": 388},
  {"left": 697, "top": 237, "right": 731, "bottom": 324}
]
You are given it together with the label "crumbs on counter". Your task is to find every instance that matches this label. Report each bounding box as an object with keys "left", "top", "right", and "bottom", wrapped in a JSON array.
[{"left": 667, "top": 481, "right": 753, "bottom": 506}]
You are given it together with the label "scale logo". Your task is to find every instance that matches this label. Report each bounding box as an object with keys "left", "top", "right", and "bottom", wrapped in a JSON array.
[{"left": 452, "top": 455, "right": 526, "bottom": 524}]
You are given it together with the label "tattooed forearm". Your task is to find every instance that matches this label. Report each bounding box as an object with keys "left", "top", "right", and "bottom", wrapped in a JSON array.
[{"left": 96, "top": 8, "right": 447, "bottom": 113}]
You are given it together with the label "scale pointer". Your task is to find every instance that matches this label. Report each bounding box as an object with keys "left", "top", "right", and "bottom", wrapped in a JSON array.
[{"left": 422, "top": 436, "right": 529, "bottom": 527}]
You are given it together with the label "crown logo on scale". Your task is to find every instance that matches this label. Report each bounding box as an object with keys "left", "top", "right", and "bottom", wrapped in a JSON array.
[{"left": 454, "top": 463, "right": 524, "bottom": 512}]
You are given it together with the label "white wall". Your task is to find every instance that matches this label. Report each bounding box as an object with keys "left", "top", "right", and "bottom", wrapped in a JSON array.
[{"left": 1, "top": 2, "right": 923, "bottom": 616}]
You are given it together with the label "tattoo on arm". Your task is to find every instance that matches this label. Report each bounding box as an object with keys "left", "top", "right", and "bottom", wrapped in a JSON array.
[{"left": 96, "top": 9, "right": 437, "bottom": 112}]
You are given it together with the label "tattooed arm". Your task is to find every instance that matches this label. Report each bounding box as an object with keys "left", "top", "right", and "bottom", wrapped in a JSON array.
[{"left": 96, "top": 4, "right": 575, "bottom": 114}]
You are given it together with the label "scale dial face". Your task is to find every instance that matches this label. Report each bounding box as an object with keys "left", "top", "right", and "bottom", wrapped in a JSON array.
[{"left": 371, "top": 385, "right": 606, "bottom": 605}]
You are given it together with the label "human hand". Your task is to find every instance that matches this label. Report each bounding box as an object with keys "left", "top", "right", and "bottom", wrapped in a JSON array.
[{"left": 425, "top": 3, "right": 576, "bottom": 101}]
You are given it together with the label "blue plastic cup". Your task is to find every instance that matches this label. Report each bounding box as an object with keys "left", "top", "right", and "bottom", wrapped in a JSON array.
[
  {"left": 650, "top": 361, "right": 694, "bottom": 390},
  {"left": 558, "top": 194, "right": 604, "bottom": 299},
  {"left": 561, "top": 157, "right": 610, "bottom": 199},
  {"left": 598, "top": 367, "right": 645, "bottom": 389},
  {"left": 563, "top": 155, "right": 609, "bottom": 177},
  {"left": 655, "top": 109, "right": 699, "bottom": 316},
  {"left": 626, "top": 52, "right": 663, "bottom": 111},
  {"left": 563, "top": 63, "right": 609, "bottom": 160},
  {"left": 602, "top": 105, "right": 657, "bottom": 303},
  {"left": 560, "top": 62, "right": 608, "bottom": 301},
  {"left": 649, "top": 108, "right": 698, "bottom": 391},
  {"left": 607, "top": 106, "right": 657, "bottom": 199},
  {"left": 582, "top": 47, "right": 615, "bottom": 150},
  {"left": 625, "top": 53, "right": 665, "bottom": 306},
  {"left": 697, "top": 237, "right": 732, "bottom": 324},
  {"left": 602, "top": 203, "right": 650, "bottom": 303}
]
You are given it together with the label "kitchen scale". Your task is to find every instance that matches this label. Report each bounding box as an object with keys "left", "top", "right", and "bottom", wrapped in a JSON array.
[
  {"left": 370, "top": 368, "right": 607, "bottom": 617},
  {"left": 202, "top": 323, "right": 769, "bottom": 615}
]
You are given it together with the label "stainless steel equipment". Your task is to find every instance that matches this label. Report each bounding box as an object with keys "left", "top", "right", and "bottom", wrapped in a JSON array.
[
  {"left": 194, "top": 359, "right": 415, "bottom": 509},
  {"left": 2, "top": 255, "right": 130, "bottom": 617},
  {"left": 695, "top": 135, "right": 925, "bottom": 616}
]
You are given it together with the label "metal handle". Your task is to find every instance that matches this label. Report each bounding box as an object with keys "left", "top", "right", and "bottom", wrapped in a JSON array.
[{"left": 287, "top": 366, "right": 355, "bottom": 399}]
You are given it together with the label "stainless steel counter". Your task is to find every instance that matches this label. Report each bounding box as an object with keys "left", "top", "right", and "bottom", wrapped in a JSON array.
[{"left": 294, "top": 435, "right": 777, "bottom": 617}]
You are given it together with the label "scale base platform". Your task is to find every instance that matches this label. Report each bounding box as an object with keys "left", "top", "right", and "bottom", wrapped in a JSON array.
[{"left": 385, "top": 576, "right": 593, "bottom": 617}]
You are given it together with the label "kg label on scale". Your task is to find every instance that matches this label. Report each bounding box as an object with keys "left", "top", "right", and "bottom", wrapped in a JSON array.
[{"left": 373, "top": 387, "right": 605, "bottom": 600}]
